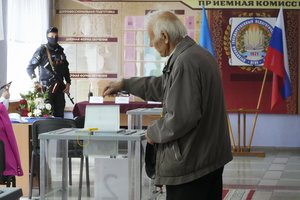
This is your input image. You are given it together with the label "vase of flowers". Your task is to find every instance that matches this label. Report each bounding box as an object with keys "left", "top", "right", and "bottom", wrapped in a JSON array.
[{"left": 18, "top": 77, "right": 52, "bottom": 117}]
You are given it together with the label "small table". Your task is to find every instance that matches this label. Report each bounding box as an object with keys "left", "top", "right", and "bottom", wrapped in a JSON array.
[
  {"left": 126, "top": 108, "right": 163, "bottom": 199},
  {"left": 39, "top": 128, "right": 146, "bottom": 200},
  {"left": 127, "top": 108, "right": 162, "bottom": 129},
  {"left": 0, "top": 187, "right": 23, "bottom": 200},
  {"left": 73, "top": 101, "right": 162, "bottom": 117},
  {"left": 73, "top": 101, "right": 162, "bottom": 127}
]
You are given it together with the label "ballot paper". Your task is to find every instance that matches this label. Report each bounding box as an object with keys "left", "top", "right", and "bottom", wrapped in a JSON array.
[{"left": 84, "top": 104, "right": 120, "bottom": 132}]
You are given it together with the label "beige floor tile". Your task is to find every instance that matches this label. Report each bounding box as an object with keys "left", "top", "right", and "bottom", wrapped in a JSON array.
[
  {"left": 263, "top": 171, "right": 283, "bottom": 179},
  {"left": 271, "top": 190, "right": 300, "bottom": 200},
  {"left": 252, "top": 190, "right": 272, "bottom": 200},
  {"left": 269, "top": 163, "right": 285, "bottom": 170},
  {"left": 259, "top": 179, "right": 278, "bottom": 186},
  {"left": 273, "top": 157, "right": 289, "bottom": 164}
]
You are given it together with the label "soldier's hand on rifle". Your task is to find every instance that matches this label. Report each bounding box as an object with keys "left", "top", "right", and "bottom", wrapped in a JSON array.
[
  {"left": 34, "top": 82, "right": 43, "bottom": 90},
  {"left": 63, "top": 83, "right": 70, "bottom": 94}
]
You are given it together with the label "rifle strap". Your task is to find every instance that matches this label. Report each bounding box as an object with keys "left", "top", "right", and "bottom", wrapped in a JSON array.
[
  {"left": 43, "top": 45, "right": 74, "bottom": 104},
  {"left": 43, "top": 44, "right": 56, "bottom": 73}
]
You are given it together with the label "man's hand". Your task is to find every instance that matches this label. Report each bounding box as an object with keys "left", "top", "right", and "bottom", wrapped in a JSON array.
[
  {"left": 102, "top": 81, "right": 124, "bottom": 97},
  {"left": 145, "top": 132, "right": 154, "bottom": 144},
  {"left": 34, "top": 82, "right": 43, "bottom": 90},
  {"left": 63, "top": 83, "right": 70, "bottom": 93}
]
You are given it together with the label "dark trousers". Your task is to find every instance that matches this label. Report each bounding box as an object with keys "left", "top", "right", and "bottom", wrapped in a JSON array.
[
  {"left": 166, "top": 167, "right": 224, "bottom": 200},
  {"left": 47, "top": 89, "right": 65, "bottom": 118}
]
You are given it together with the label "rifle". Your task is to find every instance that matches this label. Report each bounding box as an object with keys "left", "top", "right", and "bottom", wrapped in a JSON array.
[
  {"left": 51, "top": 78, "right": 75, "bottom": 105},
  {"left": 67, "top": 92, "right": 75, "bottom": 105},
  {"left": 43, "top": 45, "right": 75, "bottom": 105}
]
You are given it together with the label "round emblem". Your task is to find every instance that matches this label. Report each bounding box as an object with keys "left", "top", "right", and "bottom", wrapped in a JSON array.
[{"left": 231, "top": 18, "right": 274, "bottom": 66}]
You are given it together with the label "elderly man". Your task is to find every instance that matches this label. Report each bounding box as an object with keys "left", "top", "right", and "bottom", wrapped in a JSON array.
[{"left": 103, "top": 11, "right": 232, "bottom": 200}]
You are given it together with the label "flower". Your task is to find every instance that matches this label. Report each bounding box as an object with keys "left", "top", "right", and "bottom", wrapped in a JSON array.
[
  {"left": 17, "top": 99, "right": 29, "bottom": 117},
  {"left": 18, "top": 78, "right": 52, "bottom": 117}
]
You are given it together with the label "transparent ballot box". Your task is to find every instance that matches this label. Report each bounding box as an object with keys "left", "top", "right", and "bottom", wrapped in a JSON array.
[
  {"left": 127, "top": 107, "right": 162, "bottom": 129},
  {"left": 38, "top": 128, "right": 157, "bottom": 200}
]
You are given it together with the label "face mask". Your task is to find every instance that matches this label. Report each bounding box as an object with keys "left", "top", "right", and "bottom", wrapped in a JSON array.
[{"left": 47, "top": 37, "right": 58, "bottom": 45}]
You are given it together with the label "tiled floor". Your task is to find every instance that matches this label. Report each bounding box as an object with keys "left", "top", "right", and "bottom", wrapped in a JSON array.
[
  {"left": 17, "top": 147, "right": 300, "bottom": 199},
  {"left": 223, "top": 147, "right": 300, "bottom": 200}
]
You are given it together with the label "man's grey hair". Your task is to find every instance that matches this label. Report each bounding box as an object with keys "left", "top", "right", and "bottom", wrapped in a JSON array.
[{"left": 146, "top": 10, "right": 187, "bottom": 43}]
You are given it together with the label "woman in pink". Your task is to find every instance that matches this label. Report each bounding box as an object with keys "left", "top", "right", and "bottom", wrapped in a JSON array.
[{"left": 0, "top": 103, "right": 23, "bottom": 177}]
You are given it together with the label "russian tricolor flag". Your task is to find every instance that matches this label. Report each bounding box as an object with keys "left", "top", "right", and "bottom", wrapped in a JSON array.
[{"left": 264, "top": 8, "right": 291, "bottom": 110}]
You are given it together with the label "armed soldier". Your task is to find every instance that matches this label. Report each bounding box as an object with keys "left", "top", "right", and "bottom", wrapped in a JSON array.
[{"left": 26, "top": 27, "right": 71, "bottom": 118}]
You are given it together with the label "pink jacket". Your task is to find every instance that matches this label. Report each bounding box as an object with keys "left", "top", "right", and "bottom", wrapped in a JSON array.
[{"left": 0, "top": 103, "right": 23, "bottom": 176}]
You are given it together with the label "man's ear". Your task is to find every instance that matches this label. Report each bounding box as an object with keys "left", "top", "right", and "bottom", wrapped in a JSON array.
[{"left": 161, "top": 31, "right": 169, "bottom": 44}]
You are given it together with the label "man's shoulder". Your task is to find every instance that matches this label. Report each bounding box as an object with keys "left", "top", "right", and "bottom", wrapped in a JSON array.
[
  {"left": 57, "top": 44, "right": 64, "bottom": 51},
  {"left": 30, "top": 45, "right": 47, "bottom": 58},
  {"left": 35, "top": 44, "right": 47, "bottom": 52},
  {"left": 40, "top": 44, "right": 64, "bottom": 51}
]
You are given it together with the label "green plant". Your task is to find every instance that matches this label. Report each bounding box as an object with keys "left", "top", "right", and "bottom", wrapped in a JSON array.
[{"left": 19, "top": 77, "right": 52, "bottom": 117}]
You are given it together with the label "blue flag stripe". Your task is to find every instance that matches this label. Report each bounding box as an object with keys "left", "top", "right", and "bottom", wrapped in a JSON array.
[{"left": 269, "top": 26, "right": 283, "bottom": 54}]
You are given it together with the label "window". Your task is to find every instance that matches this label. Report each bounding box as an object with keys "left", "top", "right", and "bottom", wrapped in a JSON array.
[
  {"left": 123, "top": 16, "right": 167, "bottom": 78},
  {"left": 123, "top": 12, "right": 198, "bottom": 78},
  {"left": 7, "top": 0, "right": 49, "bottom": 99}
]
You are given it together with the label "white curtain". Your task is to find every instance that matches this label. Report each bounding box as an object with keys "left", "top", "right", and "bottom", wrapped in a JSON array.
[
  {"left": 7, "top": 0, "right": 50, "bottom": 99},
  {"left": 0, "top": 0, "right": 3, "bottom": 40}
]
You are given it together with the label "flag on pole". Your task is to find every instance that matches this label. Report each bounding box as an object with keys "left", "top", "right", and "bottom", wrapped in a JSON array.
[
  {"left": 199, "top": 5, "right": 216, "bottom": 57},
  {"left": 264, "top": 8, "right": 291, "bottom": 110}
]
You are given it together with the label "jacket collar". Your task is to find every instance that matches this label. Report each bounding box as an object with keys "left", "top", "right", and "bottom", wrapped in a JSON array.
[{"left": 163, "top": 36, "right": 195, "bottom": 74}]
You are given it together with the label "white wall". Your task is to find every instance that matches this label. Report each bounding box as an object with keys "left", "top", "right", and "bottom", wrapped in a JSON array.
[
  {"left": 0, "top": 0, "right": 7, "bottom": 87},
  {"left": 65, "top": 111, "right": 300, "bottom": 147},
  {"left": 228, "top": 113, "right": 300, "bottom": 148}
]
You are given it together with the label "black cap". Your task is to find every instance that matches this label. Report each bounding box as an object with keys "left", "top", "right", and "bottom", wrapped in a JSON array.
[{"left": 47, "top": 27, "right": 58, "bottom": 34}]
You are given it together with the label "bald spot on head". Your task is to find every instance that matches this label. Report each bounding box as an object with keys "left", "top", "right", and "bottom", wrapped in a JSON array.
[{"left": 157, "top": 11, "right": 178, "bottom": 22}]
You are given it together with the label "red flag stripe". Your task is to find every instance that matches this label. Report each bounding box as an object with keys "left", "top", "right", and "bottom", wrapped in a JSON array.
[{"left": 264, "top": 47, "right": 285, "bottom": 77}]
